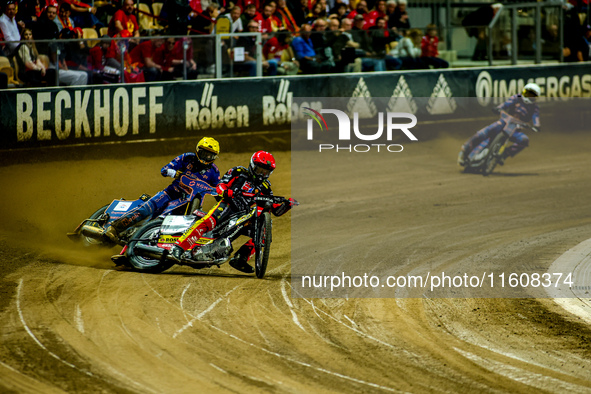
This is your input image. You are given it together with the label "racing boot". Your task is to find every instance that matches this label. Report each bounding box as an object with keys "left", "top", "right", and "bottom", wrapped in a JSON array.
[
  {"left": 229, "top": 244, "right": 254, "bottom": 274},
  {"left": 104, "top": 212, "right": 145, "bottom": 243},
  {"left": 457, "top": 150, "right": 466, "bottom": 167},
  {"left": 497, "top": 151, "right": 509, "bottom": 166}
]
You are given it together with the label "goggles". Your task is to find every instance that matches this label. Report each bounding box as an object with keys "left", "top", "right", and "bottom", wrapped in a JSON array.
[
  {"left": 197, "top": 149, "right": 217, "bottom": 163},
  {"left": 253, "top": 165, "right": 272, "bottom": 178}
]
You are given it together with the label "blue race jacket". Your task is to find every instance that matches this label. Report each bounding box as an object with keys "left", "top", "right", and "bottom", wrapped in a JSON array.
[
  {"left": 161, "top": 152, "right": 220, "bottom": 196},
  {"left": 497, "top": 94, "right": 540, "bottom": 127}
]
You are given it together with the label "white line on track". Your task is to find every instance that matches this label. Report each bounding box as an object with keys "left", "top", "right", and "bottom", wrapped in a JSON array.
[
  {"left": 172, "top": 284, "right": 241, "bottom": 339},
  {"left": 0, "top": 359, "right": 24, "bottom": 375},
  {"left": 96, "top": 272, "right": 163, "bottom": 393},
  {"left": 281, "top": 276, "right": 306, "bottom": 332},
  {"left": 310, "top": 301, "right": 327, "bottom": 322},
  {"left": 208, "top": 324, "right": 402, "bottom": 393},
  {"left": 75, "top": 304, "right": 84, "bottom": 334},
  {"left": 163, "top": 270, "right": 399, "bottom": 391},
  {"left": 290, "top": 282, "right": 419, "bottom": 358},
  {"left": 454, "top": 347, "right": 591, "bottom": 393},
  {"left": 140, "top": 263, "right": 397, "bottom": 390},
  {"left": 180, "top": 283, "right": 192, "bottom": 323},
  {"left": 546, "top": 237, "right": 591, "bottom": 325},
  {"left": 16, "top": 278, "right": 94, "bottom": 377},
  {"left": 209, "top": 363, "right": 227, "bottom": 373}
]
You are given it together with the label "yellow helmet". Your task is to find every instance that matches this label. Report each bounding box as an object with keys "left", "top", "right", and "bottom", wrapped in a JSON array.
[{"left": 195, "top": 137, "right": 220, "bottom": 165}]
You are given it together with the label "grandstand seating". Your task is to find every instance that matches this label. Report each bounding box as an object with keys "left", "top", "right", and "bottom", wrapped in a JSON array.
[
  {"left": 82, "top": 28, "right": 99, "bottom": 47},
  {"left": 151, "top": 2, "right": 165, "bottom": 30},
  {"left": 138, "top": 3, "right": 157, "bottom": 31}
]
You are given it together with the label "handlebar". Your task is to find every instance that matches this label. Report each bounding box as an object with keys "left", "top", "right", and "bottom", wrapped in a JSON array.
[
  {"left": 499, "top": 110, "right": 538, "bottom": 132},
  {"left": 254, "top": 195, "right": 299, "bottom": 207}
]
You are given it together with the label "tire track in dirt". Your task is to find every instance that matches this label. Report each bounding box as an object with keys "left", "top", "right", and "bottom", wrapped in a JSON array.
[{"left": 1, "top": 134, "right": 591, "bottom": 392}]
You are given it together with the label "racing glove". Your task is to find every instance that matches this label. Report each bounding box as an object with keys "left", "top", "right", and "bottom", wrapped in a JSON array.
[
  {"left": 221, "top": 188, "right": 247, "bottom": 211},
  {"left": 271, "top": 198, "right": 297, "bottom": 216},
  {"left": 230, "top": 193, "right": 249, "bottom": 212},
  {"left": 222, "top": 189, "right": 234, "bottom": 201},
  {"left": 166, "top": 169, "right": 183, "bottom": 179}
]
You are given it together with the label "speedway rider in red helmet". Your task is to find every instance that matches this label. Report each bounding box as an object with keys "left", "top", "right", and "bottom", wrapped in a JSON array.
[{"left": 170, "top": 151, "right": 295, "bottom": 273}]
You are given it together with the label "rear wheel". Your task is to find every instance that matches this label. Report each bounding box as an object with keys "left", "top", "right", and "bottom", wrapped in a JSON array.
[
  {"left": 482, "top": 133, "right": 507, "bottom": 176},
  {"left": 82, "top": 205, "right": 110, "bottom": 247},
  {"left": 127, "top": 219, "right": 173, "bottom": 273},
  {"left": 254, "top": 212, "right": 272, "bottom": 279}
]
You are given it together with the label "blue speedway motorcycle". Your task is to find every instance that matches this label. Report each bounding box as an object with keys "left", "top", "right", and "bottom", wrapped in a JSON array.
[
  {"left": 462, "top": 110, "right": 539, "bottom": 176},
  {"left": 67, "top": 173, "right": 212, "bottom": 248}
]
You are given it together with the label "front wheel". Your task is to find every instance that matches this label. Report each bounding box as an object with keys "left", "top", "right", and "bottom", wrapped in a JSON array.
[
  {"left": 126, "top": 219, "right": 174, "bottom": 273},
  {"left": 482, "top": 133, "right": 507, "bottom": 176},
  {"left": 254, "top": 212, "right": 272, "bottom": 279}
]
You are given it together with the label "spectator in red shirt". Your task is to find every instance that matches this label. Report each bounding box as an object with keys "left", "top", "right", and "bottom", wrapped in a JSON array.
[
  {"left": 235, "top": 0, "right": 260, "bottom": 14},
  {"left": 263, "top": 30, "right": 299, "bottom": 74},
  {"left": 88, "top": 36, "right": 121, "bottom": 83},
  {"left": 261, "top": 3, "right": 280, "bottom": 35},
  {"left": 130, "top": 37, "right": 164, "bottom": 81},
  {"left": 108, "top": 0, "right": 139, "bottom": 39},
  {"left": 366, "top": 0, "right": 386, "bottom": 29},
  {"left": 420, "top": 24, "right": 448, "bottom": 68},
  {"left": 88, "top": 37, "right": 117, "bottom": 70},
  {"left": 347, "top": 0, "right": 370, "bottom": 29},
  {"left": 240, "top": 3, "right": 262, "bottom": 31},
  {"left": 153, "top": 37, "right": 198, "bottom": 80}
]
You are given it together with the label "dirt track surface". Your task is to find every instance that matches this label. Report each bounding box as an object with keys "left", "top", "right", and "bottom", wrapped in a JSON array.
[{"left": 1, "top": 131, "right": 591, "bottom": 393}]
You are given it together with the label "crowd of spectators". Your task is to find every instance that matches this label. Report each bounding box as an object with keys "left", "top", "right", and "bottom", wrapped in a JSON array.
[
  {"left": 1, "top": 0, "right": 588, "bottom": 87},
  {"left": 211, "top": 0, "right": 449, "bottom": 76}
]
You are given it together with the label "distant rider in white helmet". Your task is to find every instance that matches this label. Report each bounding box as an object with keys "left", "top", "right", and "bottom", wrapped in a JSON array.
[{"left": 458, "top": 83, "right": 541, "bottom": 166}]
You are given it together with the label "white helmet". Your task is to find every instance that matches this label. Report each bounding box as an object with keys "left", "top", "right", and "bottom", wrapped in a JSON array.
[{"left": 522, "top": 83, "right": 541, "bottom": 104}]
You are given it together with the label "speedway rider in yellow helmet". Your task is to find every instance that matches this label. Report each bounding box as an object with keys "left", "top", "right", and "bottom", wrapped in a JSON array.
[{"left": 105, "top": 137, "right": 221, "bottom": 243}]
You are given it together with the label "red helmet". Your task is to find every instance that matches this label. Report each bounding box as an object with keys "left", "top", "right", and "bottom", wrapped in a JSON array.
[{"left": 249, "top": 151, "right": 275, "bottom": 183}]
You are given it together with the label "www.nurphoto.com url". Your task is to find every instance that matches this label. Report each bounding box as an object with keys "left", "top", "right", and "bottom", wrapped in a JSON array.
[{"left": 300, "top": 272, "right": 574, "bottom": 292}]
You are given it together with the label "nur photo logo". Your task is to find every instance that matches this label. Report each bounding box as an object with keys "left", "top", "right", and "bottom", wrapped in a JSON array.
[{"left": 304, "top": 107, "right": 418, "bottom": 153}]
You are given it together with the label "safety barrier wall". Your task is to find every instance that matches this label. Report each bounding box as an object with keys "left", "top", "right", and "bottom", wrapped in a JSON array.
[{"left": 1, "top": 63, "right": 590, "bottom": 150}]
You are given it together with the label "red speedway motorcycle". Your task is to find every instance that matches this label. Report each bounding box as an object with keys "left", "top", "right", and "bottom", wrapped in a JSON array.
[{"left": 116, "top": 191, "right": 298, "bottom": 279}]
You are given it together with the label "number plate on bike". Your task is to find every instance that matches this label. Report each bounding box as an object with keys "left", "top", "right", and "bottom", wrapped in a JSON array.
[{"left": 161, "top": 215, "right": 197, "bottom": 235}]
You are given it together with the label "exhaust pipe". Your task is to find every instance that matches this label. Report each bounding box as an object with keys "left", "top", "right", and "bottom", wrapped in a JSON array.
[
  {"left": 80, "top": 225, "right": 105, "bottom": 239},
  {"left": 133, "top": 244, "right": 166, "bottom": 260}
]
